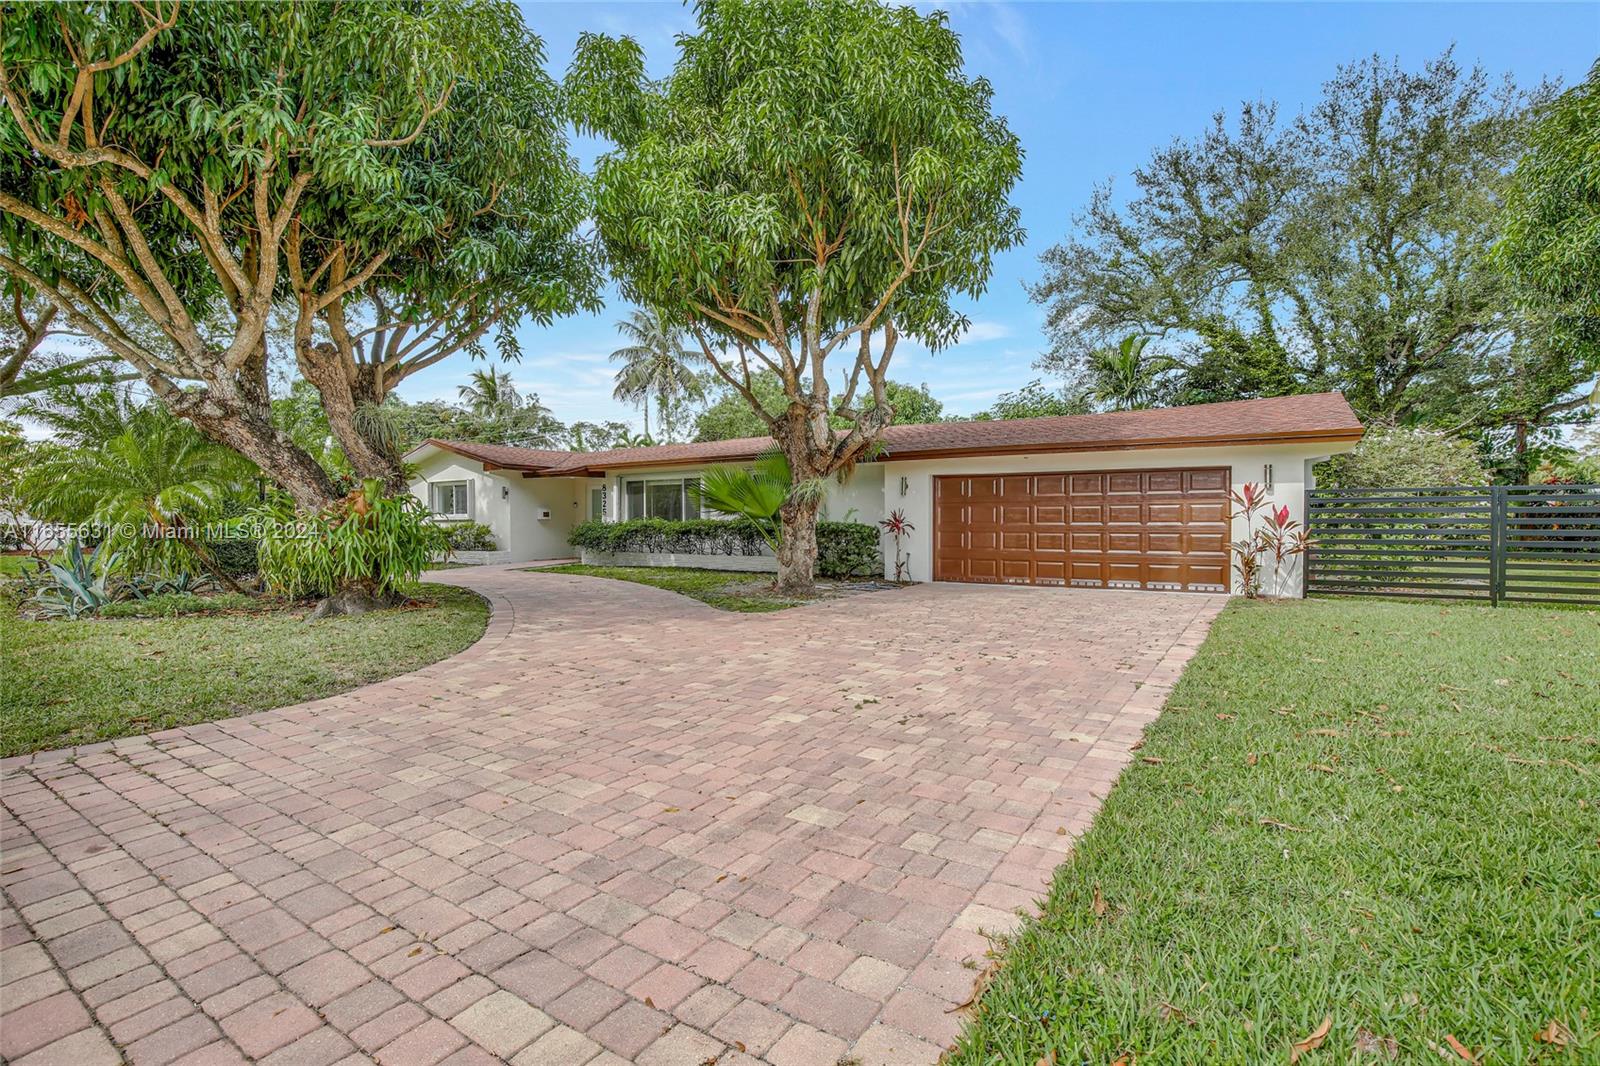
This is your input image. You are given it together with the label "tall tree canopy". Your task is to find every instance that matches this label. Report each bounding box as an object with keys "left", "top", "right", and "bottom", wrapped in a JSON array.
[
  {"left": 566, "top": 0, "right": 1023, "bottom": 591},
  {"left": 693, "top": 374, "right": 944, "bottom": 442},
  {"left": 1496, "top": 59, "right": 1600, "bottom": 415},
  {"left": 0, "top": 1, "right": 599, "bottom": 508},
  {"left": 1031, "top": 51, "right": 1584, "bottom": 467}
]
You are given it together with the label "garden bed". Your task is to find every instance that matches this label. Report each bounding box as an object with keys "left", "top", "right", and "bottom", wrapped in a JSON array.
[{"left": 0, "top": 584, "right": 487, "bottom": 757}]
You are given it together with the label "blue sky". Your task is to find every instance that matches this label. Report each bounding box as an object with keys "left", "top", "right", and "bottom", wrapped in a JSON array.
[{"left": 394, "top": 1, "right": 1600, "bottom": 429}]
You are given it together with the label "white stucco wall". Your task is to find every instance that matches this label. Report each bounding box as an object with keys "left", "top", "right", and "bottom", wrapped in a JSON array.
[
  {"left": 409, "top": 452, "right": 511, "bottom": 549},
  {"left": 408, "top": 448, "right": 592, "bottom": 562}
]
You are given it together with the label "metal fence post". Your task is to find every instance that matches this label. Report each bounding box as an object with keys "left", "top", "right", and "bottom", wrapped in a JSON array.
[{"left": 1489, "top": 485, "right": 1506, "bottom": 606}]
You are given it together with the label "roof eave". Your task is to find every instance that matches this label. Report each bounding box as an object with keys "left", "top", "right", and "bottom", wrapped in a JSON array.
[{"left": 558, "top": 427, "right": 1364, "bottom": 476}]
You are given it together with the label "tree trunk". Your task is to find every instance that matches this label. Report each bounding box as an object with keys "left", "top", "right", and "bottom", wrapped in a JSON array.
[
  {"left": 775, "top": 494, "right": 821, "bottom": 595},
  {"left": 305, "top": 583, "right": 406, "bottom": 620},
  {"left": 299, "top": 341, "right": 408, "bottom": 493},
  {"left": 173, "top": 393, "right": 339, "bottom": 512}
]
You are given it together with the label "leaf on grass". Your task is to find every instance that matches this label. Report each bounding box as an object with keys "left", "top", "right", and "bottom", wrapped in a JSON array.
[
  {"left": 1216, "top": 713, "right": 1235, "bottom": 721},
  {"left": 1092, "top": 884, "right": 1108, "bottom": 918},
  {"left": 1355, "top": 1028, "right": 1399, "bottom": 1059},
  {"left": 1246, "top": 752, "right": 1259, "bottom": 766},
  {"left": 1307, "top": 764, "right": 1338, "bottom": 774},
  {"left": 1308, "top": 728, "right": 1341, "bottom": 737},
  {"left": 1535, "top": 1020, "right": 1571, "bottom": 1047},
  {"left": 946, "top": 958, "right": 1001, "bottom": 1013},
  {"left": 1035, "top": 1051, "right": 1055, "bottom": 1066},
  {"left": 1141, "top": 756, "right": 1164, "bottom": 765},
  {"left": 1290, "top": 1015, "right": 1332, "bottom": 1063},
  {"left": 1441, "top": 1034, "right": 1480, "bottom": 1062},
  {"left": 1259, "top": 817, "right": 1310, "bottom": 833},
  {"left": 1158, "top": 1002, "right": 1194, "bottom": 1026}
]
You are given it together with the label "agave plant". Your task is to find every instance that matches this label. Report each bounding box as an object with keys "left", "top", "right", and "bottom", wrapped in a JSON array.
[
  {"left": 691, "top": 449, "right": 792, "bottom": 552},
  {"left": 33, "top": 538, "right": 122, "bottom": 618}
]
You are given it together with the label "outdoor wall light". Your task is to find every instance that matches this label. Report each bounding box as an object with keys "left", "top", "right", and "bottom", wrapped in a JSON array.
[{"left": 502, "top": 486, "right": 510, "bottom": 499}]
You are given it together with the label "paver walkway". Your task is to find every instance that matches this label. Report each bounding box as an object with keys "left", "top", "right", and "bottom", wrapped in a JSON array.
[{"left": 1, "top": 567, "right": 1224, "bottom": 1065}]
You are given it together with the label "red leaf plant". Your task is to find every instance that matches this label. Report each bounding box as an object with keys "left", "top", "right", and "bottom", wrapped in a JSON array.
[{"left": 1229, "top": 483, "right": 1312, "bottom": 598}]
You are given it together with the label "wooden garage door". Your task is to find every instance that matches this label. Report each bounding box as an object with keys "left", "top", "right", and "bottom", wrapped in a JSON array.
[{"left": 933, "top": 468, "right": 1230, "bottom": 592}]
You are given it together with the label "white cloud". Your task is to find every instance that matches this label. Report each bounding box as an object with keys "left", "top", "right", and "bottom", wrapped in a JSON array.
[{"left": 957, "top": 320, "right": 1013, "bottom": 344}]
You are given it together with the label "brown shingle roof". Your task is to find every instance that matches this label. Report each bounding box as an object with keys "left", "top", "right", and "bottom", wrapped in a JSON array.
[{"left": 411, "top": 392, "right": 1363, "bottom": 476}]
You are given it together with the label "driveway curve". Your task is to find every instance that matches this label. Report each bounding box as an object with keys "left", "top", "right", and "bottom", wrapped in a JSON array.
[{"left": 1, "top": 567, "right": 1224, "bottom": 1066}]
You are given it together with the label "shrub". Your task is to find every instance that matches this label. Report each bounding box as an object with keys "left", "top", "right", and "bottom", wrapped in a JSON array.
[
  {"left": 206, "top": 510, "right": 259, "bottom": 578},
  {"left": 816, "top": 521, "right": 882, "bottom": 578},
  {"left": 1319, "top": 425, "right": 1490, "bottom": 488},
  {"left": 440, "top": 521, "right": 498, "bottom": 552},
  {"left": 253, "top": 482, "right": 445, "bottom": 599},
  {"left": 569, "top": 518, "right": 770, "bottom": 556},
  {"left": 570, "top": 517, "right": 882, "bottom": 577}
]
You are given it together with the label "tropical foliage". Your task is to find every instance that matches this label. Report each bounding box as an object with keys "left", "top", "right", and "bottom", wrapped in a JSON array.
[
  {"left": 691, "top": 451, "right": 794, "bottom": 551},
  {"left": 18, "top": 400, "right": 254, "bottom": 582},
  {"left": 609, "top": 308, "right": 705, "bottom": 443},
  {"left": 252, "top": 480, "right": 444, "bottom": 606},
  {"left": 567, "top": 0, "right": 1023, "bottom": 591}
]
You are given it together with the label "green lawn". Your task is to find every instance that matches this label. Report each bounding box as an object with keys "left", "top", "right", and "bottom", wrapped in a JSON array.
[
  {"left": 535, "top": 564, "right": 810, "bottom": 612},
  {"left": 0, "top": 585, "right": 486, "bottom": 757},
  {"left": 0, "top": 554, "right": 42, "bottom": 577},
  {"left": 953, "top": 598, "right": 1599, "bottom": 1065}
]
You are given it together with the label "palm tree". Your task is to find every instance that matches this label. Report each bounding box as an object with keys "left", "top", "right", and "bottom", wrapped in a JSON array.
[
  {"left": 22, "top": 407, "right": 255, "bottom": 589},
  {"left": 1088, "top": 335, "right": 1173, "bottom": 411},
  {"left": 609, "top": 309, "right": 705, "bottom": 443},
  {"left": 456, "top": 368, "right": 521, "bottom": 418}
]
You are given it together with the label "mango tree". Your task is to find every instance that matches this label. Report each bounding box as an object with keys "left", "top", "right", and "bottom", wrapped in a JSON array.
[
  {"left": 566, "top": 0, "right": 1023, "bottom": 593},
  {"left": 0, "top": 0, "right": 599, "bottom": 507}
]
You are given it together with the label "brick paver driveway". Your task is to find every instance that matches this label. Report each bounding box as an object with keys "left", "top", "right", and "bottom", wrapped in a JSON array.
[{"left": 2, "top": 567, "right": 1224, "bottom": 1066}]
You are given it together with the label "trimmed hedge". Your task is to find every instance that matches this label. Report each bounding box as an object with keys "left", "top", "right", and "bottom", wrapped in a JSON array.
[
  {"left": 569, "top": 518, "right": 882, "bottom": 578},
  {"left": 440, "top": 521, "right": 498, "bottom": 552}
]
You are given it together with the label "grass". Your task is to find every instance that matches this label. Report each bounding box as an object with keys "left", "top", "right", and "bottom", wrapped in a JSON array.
[
  {"left": 0, "top": 554, "right": 42, "bottom": 577},
  {"left": 0, "top": 585, "right": 487, "bottom": 757},
  {"left": 535, "top": 563, "right": 811, "bottom": 612},
  {"left": 952, "top": 598, "right": 1599, "bottom": 1065}
]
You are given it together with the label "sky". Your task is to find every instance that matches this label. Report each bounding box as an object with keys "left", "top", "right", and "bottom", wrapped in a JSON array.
[{"left": 391, "top": 0, "right": 1600, "bottom": 431}]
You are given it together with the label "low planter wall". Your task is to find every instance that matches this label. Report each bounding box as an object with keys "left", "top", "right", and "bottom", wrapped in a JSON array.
[
  {"left": 435, "top": 549, "right": 515, "bottom": 565},
  {"left": 579, "top": 548, "right": 777, "bottom": 573}
]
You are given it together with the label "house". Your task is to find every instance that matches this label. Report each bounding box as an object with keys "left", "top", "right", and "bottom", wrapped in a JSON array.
[{"left": 406, "top": 391, "right": 1364, "bottom": 595}]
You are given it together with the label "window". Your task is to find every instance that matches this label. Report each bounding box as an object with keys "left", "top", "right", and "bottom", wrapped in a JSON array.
[
  {"left": 430, "top": 481, "right": 471, "bottom": 519},
  {"left": 624, "top": 477, "right": 702, "bottom": 520},
  {"left": 589, "top": 487, "right": 605, "bottom": 521}
]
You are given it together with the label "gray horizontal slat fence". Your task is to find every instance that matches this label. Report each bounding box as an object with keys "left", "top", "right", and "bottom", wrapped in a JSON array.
[{"left": 1304, "top": 485, "right": 1600, "bottom": 606}]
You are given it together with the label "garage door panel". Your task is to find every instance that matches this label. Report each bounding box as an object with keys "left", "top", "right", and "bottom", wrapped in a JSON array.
[
  {"left": 1106, "top": 472, "right": 1142, "bottom": 494},
  {"left": 935, "top": 467, "right": 1230, "bottom": 594},
  {"left": 1147, "top": 531, "right": 1183, "bottom": 553},
  {"left": 1146, "top": 471, "right": 1185, "bottom": 493},
  {"left": 1108, "top": 531, "right": 1143, "bottom": 552}
]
